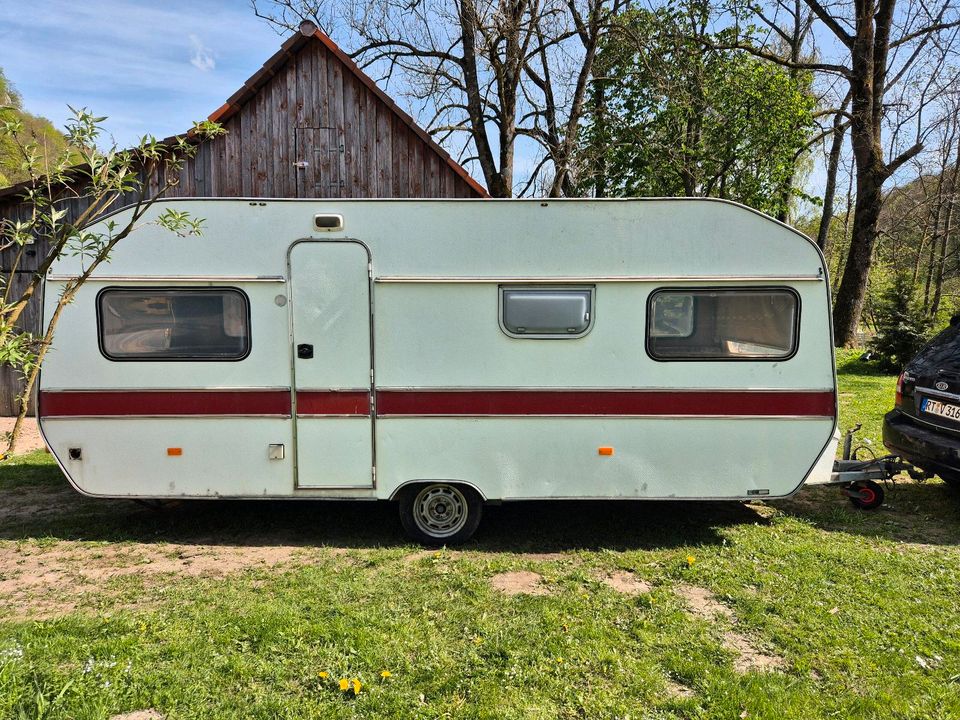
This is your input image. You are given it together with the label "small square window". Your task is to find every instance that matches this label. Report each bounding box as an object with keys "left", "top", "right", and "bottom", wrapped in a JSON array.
[{"left": 500, "top": 286, "right": 594, "bottom": 339}]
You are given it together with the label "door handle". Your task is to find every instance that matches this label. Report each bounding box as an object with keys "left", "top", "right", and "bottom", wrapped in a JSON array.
[{"left": 297, "top": 343, "right": 314, "bottom": 359}]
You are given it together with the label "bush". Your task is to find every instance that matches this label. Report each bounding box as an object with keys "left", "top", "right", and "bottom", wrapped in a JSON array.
[{"left": 866, "top": 275, "right": 933, "bottom": 371}]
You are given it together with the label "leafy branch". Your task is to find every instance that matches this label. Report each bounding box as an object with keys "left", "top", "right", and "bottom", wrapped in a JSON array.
[{"left": 0, "top": 109, "right": 224, "bottom": 458}]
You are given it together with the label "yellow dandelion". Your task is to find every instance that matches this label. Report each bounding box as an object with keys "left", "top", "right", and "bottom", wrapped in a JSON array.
[
  {"left": 556, "top": 657, "right": 563, "bottom": 663},
  {"left": 339, "top": 678, "right": 350, "bottom": 691},
  {"left": 433, "top": 551, "right": 442, "bottom": 558},
  {"left": 380, "top": 670, "right": 392, "bottom": 678},
  {"left": 686, "top": 555, "right": 696, "bottom": 567},
  {"left": 352, "top": 678, "right": 362, "bottom": 695},
  {"left": 471, "top": 635, "right": 483, "bottom": 645},
  {"left": 318, "top": 671, "right": 329, "bottom": 679}
]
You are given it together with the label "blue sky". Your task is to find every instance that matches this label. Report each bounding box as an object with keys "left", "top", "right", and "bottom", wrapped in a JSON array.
[
  {"left": 0, "top": 0, "right": 284, "bottom": 145},
  {"left": 0, "top": 0, "right": 498, "bottom": 188},
  {"left": 0, "top": 0, "right": 831, "bottom": 201}
]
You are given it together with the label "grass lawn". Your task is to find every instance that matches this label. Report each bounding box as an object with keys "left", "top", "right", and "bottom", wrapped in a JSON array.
[
  {"left": 834, "top": 348, "right": 898, "bottom": 453},
  {"left": 2, "top": 357, "right": 960, "bottom": 719}
]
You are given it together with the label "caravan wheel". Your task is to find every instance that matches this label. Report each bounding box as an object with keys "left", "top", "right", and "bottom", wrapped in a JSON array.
[{"left": 398, "top": 483, "right": 482, "bottom": 546}]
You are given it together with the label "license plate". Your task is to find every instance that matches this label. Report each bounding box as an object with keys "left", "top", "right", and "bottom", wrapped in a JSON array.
[{"left": 921, "top": 397, "right": 960, "bottom": 420}]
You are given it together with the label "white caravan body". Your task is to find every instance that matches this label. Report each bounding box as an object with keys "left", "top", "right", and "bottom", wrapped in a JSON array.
[{"left": 39, "top": 199, "right": 838, "bottom": 516}]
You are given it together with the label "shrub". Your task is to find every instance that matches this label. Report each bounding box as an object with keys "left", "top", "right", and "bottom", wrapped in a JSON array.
[{"left": 866, "top": 274, "right": 933, "bottom": 371}]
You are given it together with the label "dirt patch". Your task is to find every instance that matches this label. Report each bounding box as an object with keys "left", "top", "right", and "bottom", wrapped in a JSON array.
[
  {"left": 109, "top": 711, "right": 165, "bottom": 720},
  {"left": 403, "top": 549, "right": 436, "bottom": 564},
  {"left": 0, "top": 417, "right": 46, "bottom": 455},
  {"left": 490, "top": 571, "right": 551, "bottom": 596},
  {"left": 0, "top": 485, "right": 73, "bottom": 524},
  {"left": 405, "top": 550, "right": 567, "bottom": 564},
  {"left": 0, "top": 541, "right": 316, "bottom": 621},
  {"left": 723, "top": 631, "right": 787, "bottom": 673},
  {"left": 665, "top": 678, "right": 695, "bottom": 698},
  {"left": 520, "top": 552, "right": 568, "bottom": 562},
  {"left": 675, "top": 584, "right": 734, "bottom": 620},
  {"left": 600, "top": 570, "right": 651, "bottom": 595},
  {"left": 674, "top": 584, "right": 786, "bottom": 673}
]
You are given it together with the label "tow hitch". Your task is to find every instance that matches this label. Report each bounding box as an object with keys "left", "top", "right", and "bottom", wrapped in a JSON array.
[{"left": 826, "top": 424, "right": 920, "bottom": 509}]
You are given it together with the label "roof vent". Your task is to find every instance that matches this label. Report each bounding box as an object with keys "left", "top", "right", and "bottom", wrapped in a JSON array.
[
  {"left": 299, "top": 20, "right": 318, "bottom": 36},
  {"left": 314, "top": 213, "right": 344, "bottom": 232}
]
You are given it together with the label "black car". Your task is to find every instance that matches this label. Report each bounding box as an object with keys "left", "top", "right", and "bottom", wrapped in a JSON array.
[{"left": 883, "top": 318, "right": 960, "bottom": 488}]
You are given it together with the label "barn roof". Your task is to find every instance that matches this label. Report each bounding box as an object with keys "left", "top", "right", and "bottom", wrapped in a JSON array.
[
  {"left": 209, "top": 22, "right": 488, "bottom": 198},
  {"left": 0, "top": 22, "right": 488, "bottom": 200}
]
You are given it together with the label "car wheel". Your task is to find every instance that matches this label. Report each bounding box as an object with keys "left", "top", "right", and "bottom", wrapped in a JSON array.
[{"left": 398, "top": 482, "right": 483, "bottom": 546}]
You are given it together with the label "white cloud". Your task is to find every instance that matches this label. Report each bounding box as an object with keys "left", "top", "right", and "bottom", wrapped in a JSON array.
[
  {"left": 0, "top": 0, "right": 281, "bottom": 145},
  {"left": 189, "top": 34, "right": 216, "bottom": 72}
]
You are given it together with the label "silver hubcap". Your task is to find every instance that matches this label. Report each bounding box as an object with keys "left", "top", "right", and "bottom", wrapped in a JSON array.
[{"left": 413, "top": 484, "right": 468, "bottom": 538}]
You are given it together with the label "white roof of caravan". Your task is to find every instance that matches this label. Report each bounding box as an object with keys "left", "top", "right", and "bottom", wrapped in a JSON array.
[{"left": 49, "top": 198, "right": 826, "bottom": 280}]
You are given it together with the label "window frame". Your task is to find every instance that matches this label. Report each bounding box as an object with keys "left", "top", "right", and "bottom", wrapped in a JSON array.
[
  {"left": 96, "top": 286, "right": 253, "bottom": 362},
  {"left": 645, "top": 286, "right": 801, "bottom": 362},
  {"left": 498, "top": 284, "right": 596, "bottom": 340}
]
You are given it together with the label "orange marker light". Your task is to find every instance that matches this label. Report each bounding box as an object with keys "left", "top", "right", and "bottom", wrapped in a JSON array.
[
  {"left": 598, "top": 447, "right": 614, "bottom": 456},
  {"left": 167, "top": 447, "right": 183, "bottom": 456}
]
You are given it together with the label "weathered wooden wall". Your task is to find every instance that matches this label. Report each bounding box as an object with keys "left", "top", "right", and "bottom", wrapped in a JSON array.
[
  {"left": 0, "top": 272, "right": 40, "bottom": 417},
  {"left": 0, "top": 30, "right": 485, "bottom": 415},
  {"left": 163, "top": 38, "right": 480, "bottom": 200}
]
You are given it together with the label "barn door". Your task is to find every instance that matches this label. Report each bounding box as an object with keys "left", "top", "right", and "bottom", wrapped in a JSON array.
[
  {"left": 294, "top": 127, "right": 346, "bottom": 197},
  {"left": 289, "top": 241, "right": 374, "bottom": 488}
]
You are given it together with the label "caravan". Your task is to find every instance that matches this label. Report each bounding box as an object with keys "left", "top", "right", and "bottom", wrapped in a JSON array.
[{"left": 38, "top": 198, "right": 838, "bottom": 543}]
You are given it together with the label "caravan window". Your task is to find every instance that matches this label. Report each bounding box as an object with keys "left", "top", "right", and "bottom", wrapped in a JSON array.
[
  {"left": 647, "top": 288, "right": 798, "bottom": 360},
  {"left": 500, "top": 286, "right": 594, "bottom": 338},
  {"left": 98, "top": 288, "right": 251, "bottom": 361}
]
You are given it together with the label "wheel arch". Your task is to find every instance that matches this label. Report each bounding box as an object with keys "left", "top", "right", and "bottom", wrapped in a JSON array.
[{"left": 388, "top": 479, "right": 488, "bottom": 502}]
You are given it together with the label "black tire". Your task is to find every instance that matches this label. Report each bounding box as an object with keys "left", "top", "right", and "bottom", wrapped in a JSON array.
[
  {"left": 937, "top": 471, "right": 960, "bottom": 490},
  {"left": 398, "top": 482, "right": 483, "bottom": 546},
  {"left": 848, "top": 480, "right": 884, "bottom": 510}
]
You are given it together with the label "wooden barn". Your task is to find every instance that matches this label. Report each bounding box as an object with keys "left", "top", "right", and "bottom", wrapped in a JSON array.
[{"left": 0, "top": 21, "right": 487, "bottom": 415}]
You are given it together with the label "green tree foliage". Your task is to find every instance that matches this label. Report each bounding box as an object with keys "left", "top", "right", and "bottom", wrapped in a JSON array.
[
  {"left": 866, "top": 274, "right": 934, "bottom": 371},
  {"left": 579, "top": 0, "right": 815, "bottom": 217},
  {"left": 0, "top": 68, "right": 74, "bottom": 187}
]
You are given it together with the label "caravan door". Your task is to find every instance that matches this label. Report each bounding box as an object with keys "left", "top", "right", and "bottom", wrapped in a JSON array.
[{"left": 289, "top": 240, "right": 374, "bottom": 488}]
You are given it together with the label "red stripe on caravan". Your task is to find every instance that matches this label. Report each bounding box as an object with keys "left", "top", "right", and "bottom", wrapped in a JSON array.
[
  {"left": 38, "top": 390, "right": 292, "bottom": 417},
  {"left": 37, "top": 389, "right": 835, "bottom": 418},
  {"left": 375, "top": 390, "right": 836, "bottom": 417},
  {"left": 296, "top": 391, "right": 371, "bottom": 415}
]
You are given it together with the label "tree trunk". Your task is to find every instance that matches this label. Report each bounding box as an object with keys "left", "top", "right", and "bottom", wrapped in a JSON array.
[
  {"left": 592, "top": 83, "right": 608, "bottom": 197},
  {"left": 931, "top": 128, "right": 960, "bottom": 317},
  {"left": 912, "top": 226, "right": 928, "bottom": 285},
  {"left": 832, "top": 167, "right": 883, "bottom": 346},
  {"left": 777, "top": 168, "right": 794, "bottom": 223},
  {"left": 930, "top": 229, "right": 949, "bottom": 318},
  {"left": 458, "top": 0, "right": 511, "bottom": 198},
  {"left": 827, "top": 0, "right": 905, "bottom": 347},
  {"left": 931, "top": 173, "right": 959, "bottom": 318},
  {"left": 923, "top": 228, "right": 937, "bottom": 312},
  {"left": 816, "top": 110, "right": 848, "bottom": 255},
  {"left": 775, "top": 0, "right": 811, "bottom": 223}
]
